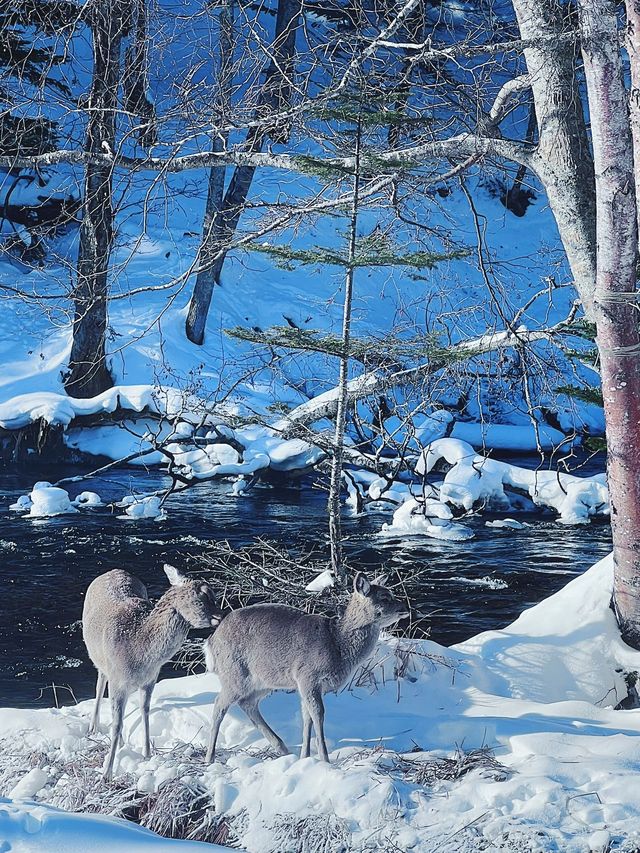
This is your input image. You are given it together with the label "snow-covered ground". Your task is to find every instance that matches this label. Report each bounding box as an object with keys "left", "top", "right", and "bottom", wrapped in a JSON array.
[{"left": 2, "top": 553, "right": 640, "bottom": 852}]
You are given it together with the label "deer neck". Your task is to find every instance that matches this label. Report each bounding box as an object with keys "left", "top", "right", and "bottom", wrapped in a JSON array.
[
  {"left": 335, "top": 598, "right": 380, "bottom": 671},
  {"left": 141, "top": 590, "right": 190, "bottom": 664}
]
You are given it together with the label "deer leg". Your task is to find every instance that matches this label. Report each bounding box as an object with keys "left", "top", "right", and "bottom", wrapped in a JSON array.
[
  {"left": 89, "top": 671, "right": 107, "bottom": 734},
  {"left": 238, "top": 695, "right": 289, "bottom": 756},
  {"left": 300, "top": 697, "right": 313, "bottom": 760},
  {"left": 139, "top": 683, "right": 154, "bottom": 759},
  {"left": 205, "top": 692, "right": 231, "bottom": 764},
  {"left": 303, "top": 685, "right": 329, "bottom": 762},
  {"left": 104, "top": 689, "right": 127, "bottom": 781}
]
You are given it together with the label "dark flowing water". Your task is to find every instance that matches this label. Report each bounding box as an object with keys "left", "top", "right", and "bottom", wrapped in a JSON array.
[{"left": 0, "top": 463, "right": 612, "bottom": 708}]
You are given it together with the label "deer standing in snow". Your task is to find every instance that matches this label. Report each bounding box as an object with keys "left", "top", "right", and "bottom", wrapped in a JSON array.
[
  {"left": 82, "top": 565, "right": 220, "bottom": 781},
  {"left": 203, "top": 572, "right": 407, "bottom": 763}
]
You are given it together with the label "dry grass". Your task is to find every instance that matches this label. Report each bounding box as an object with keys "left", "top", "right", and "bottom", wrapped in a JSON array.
[
  {"left": 137, "top": 776, "right": 234, "bottom": 845},
  {"left": 0, "top": 736, "right": 239, "bottom": 846},
  {"left": 388, "top": 745, "right": 512, "bottom": 786},
  {"left": 266, "top": 812, "right": 352, "bottom": 853}
]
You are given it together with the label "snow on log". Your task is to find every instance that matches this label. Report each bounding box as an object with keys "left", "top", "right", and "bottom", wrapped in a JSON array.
[{"left": 419, "top": 438, "right": 609, "bottom": 525}]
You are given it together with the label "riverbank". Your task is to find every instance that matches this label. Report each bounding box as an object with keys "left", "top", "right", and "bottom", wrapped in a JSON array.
[{"left": 2, "top": 553, "right": 639, "bottom": 852}]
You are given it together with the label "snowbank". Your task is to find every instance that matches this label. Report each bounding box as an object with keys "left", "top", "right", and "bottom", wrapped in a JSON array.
[
  {"left": 450, "top": 420, "right": 567, "bottom": 451},
  {"left": 0, "top": 800, "right": 225, "bottom": 852},
  {"left": 2, "top": 554, "right": 640, "bottom": 852},
  {"left": 0, "top": 386, "right": 203, "bottom": 431}
]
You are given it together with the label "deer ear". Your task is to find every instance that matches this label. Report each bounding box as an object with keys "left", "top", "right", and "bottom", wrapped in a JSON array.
[
  {"left": 354, "top": 572, "right": 371, "bottom": 597},
  {"left": 164, "top": 564, "right": 187, "bottom": 586}
]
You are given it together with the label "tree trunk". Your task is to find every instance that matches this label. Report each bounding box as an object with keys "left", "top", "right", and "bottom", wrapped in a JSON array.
[
  {"left": 122, "top": 0, "right": 157, "bottom": 147},
  {"left": 578, "top": 0, "right": 640, "bottom": 647},
  {"left": 185, "top": 0, "right": 301, "bottom": 345},
  {"left": 65, "top": 0, "right": 125, "bottom": 398},
  {"left": 328, "top": 120, "right": 362, "bottom": 581},
  {"left": 188, "top": 0, "right": 234, "bottom": 338},
  {"left": 626, "top": 0, "right": 640, "bottom": 245},
  {"left": 513, "top": 0, "right": 598, "bottom": 317}
]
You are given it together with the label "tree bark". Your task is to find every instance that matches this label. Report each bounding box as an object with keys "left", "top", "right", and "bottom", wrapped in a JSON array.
[
  {"left": 626, "top": 0, "right": 640, "bottom": 245},
  {"left": 578, "top": 0, "right": 640, "bottom": 646},
  {"left": 185, "top": 0, "right": 301, "bottom": 345},
  {"left": 512, "top": 0, "right": 598, "bottom": 317},
  {"left": 65, "top": 0, "right": 125, "bottom": 398},
  {"left": 190, "top": 0, "right": 234, "bottom": 347},
  {"left": 122, "top": 0, "right": 157, "bottom": 147}
]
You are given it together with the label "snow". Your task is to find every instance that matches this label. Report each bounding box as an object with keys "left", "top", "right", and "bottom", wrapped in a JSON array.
[
  {"left": 28, "top": 485, "right": 78, "bottom": 518},
  {"left": 118, "top": 495, "right": 166, "bottom": 521},
  {"left": 451, "top": 421, "right": 568, "bottom": 451},
  {"left": 380, "top": 497, "right": 475, "bottom": 540},
  {"left": 71, "top": 491, "right": 103, "bottom": 507},
  {"left": 0, "top": 800, "right": 224, "bottom": 852},
  {"left": 419, "top": 438, "right": 609, "bottom": 525},
  {"left": 304, "top": 569, "right": 334, "bottom": 593},
  {"left": 8, "top": 768, "right": 49, "bottom": 800},
  {"left": 0, "top": 386, "right": 199, "bottom": 431},
  {"left": 2, "top": 554, "right": 640, "bottom": 852}
]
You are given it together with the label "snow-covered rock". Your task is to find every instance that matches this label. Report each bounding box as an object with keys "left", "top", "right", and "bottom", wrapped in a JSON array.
[
  {"left": 28, "top": 485, "right": 78, "bottom": 518},
  {"left": 72, "top": 491, "right": 103, "bottom": 508},
  {"left": 118, "top": 495, "right": 165, "bottom": 521},
  {"left": 485, "top": 518, "right": 530, "bottom": 529},
  {"left": 9, "top": 494, "right": 32, "bottom": 513},
  {"left": 380, "top": 497, "right": 474, "bottom": 540}
]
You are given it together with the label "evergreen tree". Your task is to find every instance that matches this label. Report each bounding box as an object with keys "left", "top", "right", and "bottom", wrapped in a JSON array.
[{"left": 229, "top": 91, "right": 467, "bottom": 578}]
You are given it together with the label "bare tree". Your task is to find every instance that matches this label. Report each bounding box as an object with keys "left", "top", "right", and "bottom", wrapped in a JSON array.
[
  {"left": 65, "top": 0, "right": 128, "bottom": 398},
  {"left": 185, "top": 0, "right": 302, "bottom": 345}
]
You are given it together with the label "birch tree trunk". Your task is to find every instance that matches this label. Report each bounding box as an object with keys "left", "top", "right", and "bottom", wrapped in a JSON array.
[
  {"left": 626, "top": 0, "right": 640, "bottom": 245},
  {"left": 185, "top": 0, "right": 301, "bottom": 345},
  {"left": 65, "top": 0, "right": 125, "bottom": 398},
  {"left": 578, "top": 0, "right": 640, "bottom": 647},
  {"left": 512, "top": 0, "right": 598, "bottom": 317}
]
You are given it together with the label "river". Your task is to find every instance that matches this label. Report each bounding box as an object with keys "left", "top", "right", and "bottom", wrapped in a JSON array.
[{"left": 0, "top": 462, "right": 612, "bottom": 708}]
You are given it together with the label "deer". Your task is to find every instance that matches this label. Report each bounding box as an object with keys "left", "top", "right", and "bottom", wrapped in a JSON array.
[
  {"left": 82, "top": 564, "right": 220, "bottom": 781},
  {"left": 203, "top": 572, "right": 408, "bottom": 763}
]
